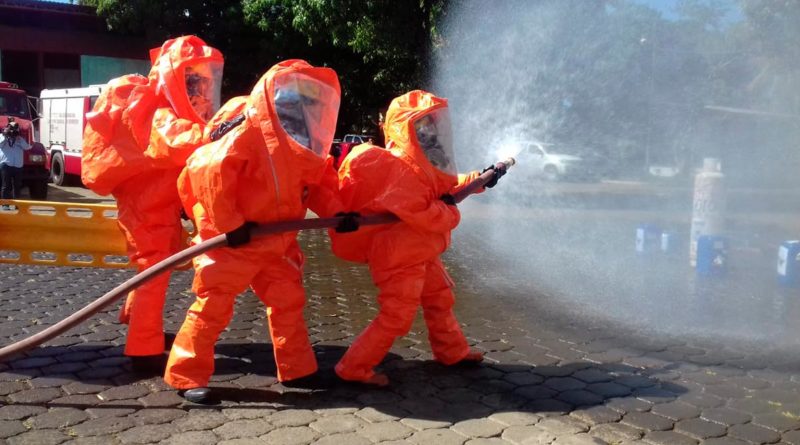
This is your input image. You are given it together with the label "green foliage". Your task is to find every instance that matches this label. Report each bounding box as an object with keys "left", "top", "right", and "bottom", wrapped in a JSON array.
[
  {"left": 740, "top": 0, "right": 800, "bottom": 65},
  {"left": 81, "top": 0, "right": 450, "bottom": 134},
  {"left": 242, "top": 0, "right": 449, "bottom": 131},
  {"left": 80, "top": 0, "right": 799, "bottom": 169}
]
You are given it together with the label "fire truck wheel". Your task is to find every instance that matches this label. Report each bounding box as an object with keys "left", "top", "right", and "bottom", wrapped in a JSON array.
[{"left": 51, "top": 152, "right": 66, "bottom": 186}]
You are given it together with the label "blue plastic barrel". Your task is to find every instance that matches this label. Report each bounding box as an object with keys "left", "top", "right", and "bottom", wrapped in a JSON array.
[
  {"left": 661, "top": 231, "right": 677, "bottom": 253},
  {"left": 636, "top": 224, "right": 661, "bottom": 254},
  {"left": 777, "top": 240, "right": 800, "bottom": 287},
  {"left": 696, "top": 235, "right": 727, "bottom": 276}
]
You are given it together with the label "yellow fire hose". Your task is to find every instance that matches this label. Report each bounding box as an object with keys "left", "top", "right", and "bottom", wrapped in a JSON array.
[{"left": 0, "top": 158, "right": 514, "bottom": 361}]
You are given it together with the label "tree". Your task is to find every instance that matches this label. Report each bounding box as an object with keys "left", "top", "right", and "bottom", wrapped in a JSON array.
[
  {"left": 79, "top": 0, "right": 284, "bottom": 98},
  {"left": 242, "top": 0, "right": 451, "bottom": 132},
  {"left": 736, "top": 0, "right": 800, "bottom": 114},
  {"left": 81, "top": 0, "right": 452, "bottom": 134},
  {"left": 433, "top": 1, "right": 671, "bottom": 170}
]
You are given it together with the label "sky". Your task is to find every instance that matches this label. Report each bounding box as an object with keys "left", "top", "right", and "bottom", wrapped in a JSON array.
[
  {"left": 632, "top": 0, "right": 744, "bottom": 23},
  {"left": 635, "top": 0, "right": 685, "bottom": 17}
]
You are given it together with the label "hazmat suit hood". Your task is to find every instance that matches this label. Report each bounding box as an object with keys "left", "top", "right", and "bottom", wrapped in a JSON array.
[
  {"left": 149, "top": 35, "right": 223, "bottom": 124},
  {"left": 384, "top": 90, "right": 458, "bottom": 195},
  {"left": 247, "top": 59, "right": 341, "bottom": 185}
]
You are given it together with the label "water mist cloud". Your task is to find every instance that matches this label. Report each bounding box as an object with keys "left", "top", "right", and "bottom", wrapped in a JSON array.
[{"left": 435, "top": 0, "right": 800, "bottom": 348}]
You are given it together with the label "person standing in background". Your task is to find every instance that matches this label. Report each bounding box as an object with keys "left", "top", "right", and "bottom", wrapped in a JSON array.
[{"left": 0, "top": 119, "right": 31, "bottom": 208}]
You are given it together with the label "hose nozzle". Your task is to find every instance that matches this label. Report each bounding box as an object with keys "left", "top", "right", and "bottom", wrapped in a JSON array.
[{"left": 500, "top": 157, "right": 516, "bottom": 168}]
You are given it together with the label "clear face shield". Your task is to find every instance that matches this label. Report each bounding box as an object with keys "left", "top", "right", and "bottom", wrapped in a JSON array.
[
  {"left": 273, "top": 73, "right": 340, "bottom": 157},
  {"left": 413, "top": 108, "right": 457, "bottom": 175},
  {"left": 184, "top": 61, "right": 223, "bottom": 121}
]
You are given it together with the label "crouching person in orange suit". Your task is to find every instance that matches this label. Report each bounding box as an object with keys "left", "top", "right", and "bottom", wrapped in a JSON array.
[
  {"left": 164, "top": 60, "right": 350, "bottom": 403},
  {"left": 328, "top": 90, "right": 506, "bottom": 386},
  {"left": 82, "top": 36, "right": 224, "bottom": 373}
]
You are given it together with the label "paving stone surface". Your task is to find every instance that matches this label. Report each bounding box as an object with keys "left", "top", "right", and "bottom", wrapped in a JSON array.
[
  {"left": 1, "top": 230, "right": 800, "bottom": 444},
  {"left": 260, "top": 426, "right": 318, "bottom": 445}
]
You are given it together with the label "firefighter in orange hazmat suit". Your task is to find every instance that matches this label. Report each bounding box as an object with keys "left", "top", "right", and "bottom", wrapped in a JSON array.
[
  {"left": 164, "top": 60, "right": 345, "bottom": 403},
  {"left": 329, "top": 90, "right": 505, "bottom": 386},
  {"left": 81, "top": 35, "right": 223, "bottom": 371}
]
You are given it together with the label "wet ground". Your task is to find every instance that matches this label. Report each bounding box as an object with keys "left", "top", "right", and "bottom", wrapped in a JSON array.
[
  {"left": 0, "top": 185, "right": 799, "bottom": 444},
  {"left": 459, "top": 194, "right": 800, "bottom": 350}
]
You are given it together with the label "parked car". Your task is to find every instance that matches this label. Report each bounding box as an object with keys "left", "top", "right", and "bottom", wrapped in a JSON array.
[
  {"left": 511, "top": 141, "right": 603, "bottom": 181},
  {"left": 648, "top": 164, "right": 681, "bottom": 178},
  {"left": 331, "top": 134, "right": 376, "bottom": 169},
  {"left": 342, "top": 134, "right": 374, "bottom": 144}
]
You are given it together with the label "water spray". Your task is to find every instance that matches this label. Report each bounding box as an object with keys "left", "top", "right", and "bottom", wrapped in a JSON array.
[{"left": 0, "top": 158, "right": 515, "bottom": 361}]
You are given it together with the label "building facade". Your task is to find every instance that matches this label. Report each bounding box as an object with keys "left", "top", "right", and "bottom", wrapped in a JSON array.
[{"left": 0, "top": 0, "right": 150, "bottom": 97}]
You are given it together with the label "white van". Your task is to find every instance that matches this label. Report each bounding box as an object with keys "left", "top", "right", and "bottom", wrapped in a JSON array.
[{"left": 39, "top": 85, "right": 104, "bottom": 185}]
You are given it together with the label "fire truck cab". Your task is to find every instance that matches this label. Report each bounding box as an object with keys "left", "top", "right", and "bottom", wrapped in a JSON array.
[
  {"left": 0, "top": 81, "right": 49, "bottom": 200},
  {"left": 39, "top": 85, "right": 104, "bottom": 186}
]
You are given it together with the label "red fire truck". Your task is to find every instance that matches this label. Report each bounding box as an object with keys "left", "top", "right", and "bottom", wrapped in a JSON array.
[
  {"left": 0, "top": 81, "right": 49, "bottom": 200},
  {"left": 39, "top": 85, "right": 104, "bottom": 186}
]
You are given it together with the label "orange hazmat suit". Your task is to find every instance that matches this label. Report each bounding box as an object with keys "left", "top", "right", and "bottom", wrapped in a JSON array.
[
  {"left": 329, "top": 90, "right": 481, "bottom": 384},
  {"left": 164, "top": 59, "right": 342, "bottom": 389},
  {"left": 81, "top": 35, "right": 223, "bottom": 358}
]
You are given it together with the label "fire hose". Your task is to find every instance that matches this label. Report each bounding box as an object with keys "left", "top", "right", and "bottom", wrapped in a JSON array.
[{"left": 0, "top": 158, "right": 515, "bottom": 361}]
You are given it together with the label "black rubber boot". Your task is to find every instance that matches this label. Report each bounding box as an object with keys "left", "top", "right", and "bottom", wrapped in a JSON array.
[{"left": 181, "top": 387, "right": 213, "bottom": 404}]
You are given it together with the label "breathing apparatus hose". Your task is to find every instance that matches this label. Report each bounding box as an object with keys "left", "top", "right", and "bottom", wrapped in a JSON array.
[{"left": 0, "top": 158, "right": 515, "bottom": 361}]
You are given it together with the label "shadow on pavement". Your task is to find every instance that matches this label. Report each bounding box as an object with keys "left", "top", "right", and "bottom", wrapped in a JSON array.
[
  {"left": 3, "top": 342, "right": 687, "bottom": 423},
  {"left": 14, "top": 184, "right": 113, "bottom": 205},
  {"left": 43, "top": 185, "right": 112, "bottom": 205}
]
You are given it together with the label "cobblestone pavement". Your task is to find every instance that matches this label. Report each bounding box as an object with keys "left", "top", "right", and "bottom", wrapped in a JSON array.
[{"left": 1, "top": 230, "right": 800, "bottom": 445}]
